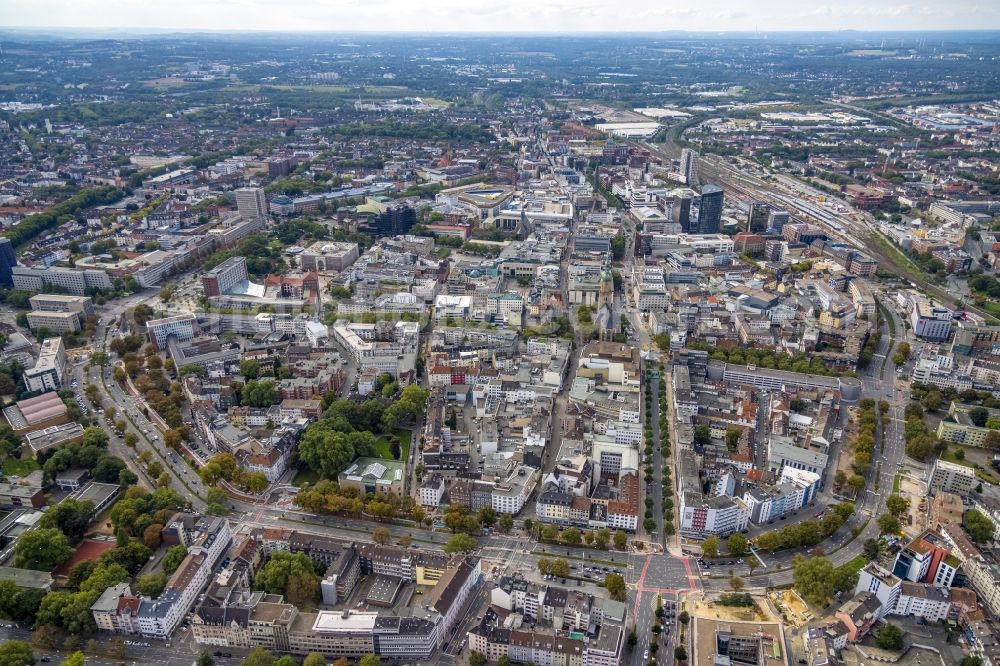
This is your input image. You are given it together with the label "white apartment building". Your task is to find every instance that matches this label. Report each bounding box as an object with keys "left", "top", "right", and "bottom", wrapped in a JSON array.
[
  {"left": 855, "top": 564, "right": 902, "bottom": 620},
  {"left": 429, "top": 556, "right": 481, "bottom": 632},
  {"left": 894, "top": 582, "right": 952, "bottom": 622},
  {"left": 235, "top": 187, "right": 267, "bottom": 221},
  {"left": 24, "top": 337, "right": 67, "bottom": 393},
  {"left": 910, "top": 297, "right": 953, "bottom": 341},
  {"left": 490, "top": 466, "right": 538, "bottom": 515},
  {"left": 12, "top": 266, "right": 112, "bottom": 295},
  {"left": 928, "top": 458, "right": 976, "bottom": 495},
  {"left": 679, "top": 492, "right": 750, "bottom": 539},
  {"left": 855, "top": 564, "right": 953, "bottom": 623},
  {"left": 964, "top": 555, "right": 1000, "bottom": 618},
  {"left": 419, "top": 475, "right": 445, "bottom": 508},
  {"left": 26, "top": 310, "right": 82, "bottom": 333}
]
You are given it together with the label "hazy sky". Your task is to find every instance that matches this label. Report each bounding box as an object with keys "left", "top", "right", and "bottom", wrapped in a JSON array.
[{"left": 4, "top": 0, "right": 1000, "bottom": 33}]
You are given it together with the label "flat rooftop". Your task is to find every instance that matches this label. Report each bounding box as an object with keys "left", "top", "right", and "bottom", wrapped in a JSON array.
[
  {"left": 365, "top": 574, "right": 403, "bottom": 607},
  {"left": 67, "top": 482, "right": 119, "bottom": 508},
  {"left": 312, "top": 610, "right": 379, "bottom": 633},
  {"left": 26, "top": 422, "right": 85, "bottom": 454}
]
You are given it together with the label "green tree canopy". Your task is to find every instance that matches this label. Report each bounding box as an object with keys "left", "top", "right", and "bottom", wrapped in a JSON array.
[
  {"left": 0, "top": 640, "right": 34, "bottom": 666},
  {"left": 793, "top": 555, "right": 837, "bottom": 606},
  {"left": 254, "top": 552, "right": 323, "bottom": 606},
  {"left": 241, "top": 379, "right": 279, "bottom": 408},
  {"left": 727, "top": 533, "right": 748, "bottom": 556},
  {"left": 965, "top": 509, "right": 996, "bottom": 544},
  {"left": 444, "top": 533, "right": 478, "bottom": 554},
  {"left": 877, "top": 623, "right": 904, "bottom": 651},
  {"left": 241, "top": 646, "right": 276, "bottom": 666},
  {"left": 877, "top": 514, "right": 901, "bottom": 535},
  {"left": 39, "top": 498, "right": 95, "bottom": 544},
  {"left": 604, "top": 573, "right": 626, "bottom": 601},
  {"left": 298, "top": 425, "right": 378, "bottom": 479},
  {"left": 137, "top": 572, "right": 167, "bottom": 598},
  {"left": 13, "top": 527, "right": 73, "bottom": 570},
  {"left": 163, "top": 544, "right": 188, "bottom": 575}
]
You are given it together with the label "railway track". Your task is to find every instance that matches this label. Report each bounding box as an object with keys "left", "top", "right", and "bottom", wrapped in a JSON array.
[{"left": 635, "top": 139, "right": 994, "bottom": 321}]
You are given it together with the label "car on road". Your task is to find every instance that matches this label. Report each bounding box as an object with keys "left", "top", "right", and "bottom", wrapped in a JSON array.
[{"left": 644, "top": 649, "right": 649, "bottom": 660}]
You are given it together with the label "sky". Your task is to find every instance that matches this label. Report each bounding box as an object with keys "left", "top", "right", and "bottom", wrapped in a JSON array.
[{"left": 3, "top": 0, "right": 1000, "bottom": 33}]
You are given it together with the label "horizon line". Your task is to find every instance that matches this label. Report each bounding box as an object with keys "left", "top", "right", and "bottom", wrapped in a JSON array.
[{"left": 3, "top": 26, "right": 1000, "bottom": 36}]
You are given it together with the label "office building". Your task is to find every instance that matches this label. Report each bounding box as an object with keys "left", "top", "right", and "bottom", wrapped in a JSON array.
[
  {"left": 235, "top": 188, "right": 268, "bottom": 221},
  {"left": 0, "top": 238, "right": 17, "bottom": 287},
  {"left": 746, "top": 201, "right": 771, "bottom": 233},
  {"left": 672, "top": 194, "right": 693, "bottom": 232},
  {"left": 910, "top": 296, "right": 953, "bottom": 342},
  {"left": 202, "top": 257, "right": 250, "bottom": 298},
  {"left": 928, "top": 458, "right": 976, "bottom": 495},
  {"left": 707, "top": 361, "right": 863, "bottom": 402},
  {"left": 855, "top": 565, "right": 901, "bottom": 620},
  {"left": 891, "top": 530, "right": 960, "bottom": 588},
  {"left": 23, "top": 337, "right": 67, "bottom": 393},
  {"left": 679, "top": 492, "right": 749, "bottom": 539},
  {"left": 680, "top": 148, "right": 699, "bottom": 186},
  {"left": 299, "top": 242, "right": 360, "bottom": 273},
  {"left": 12, "top": 266, "right": 112, "bottom": 295},
  {"left": 319, "top": 547, "right": 362, "bottom": 606},
  {"left": 25, "top": 310, "right": 81, "bottom": 334},
  {"left": 766, "top": 436, "right": 828, "bottom": 476},
  {"left": 694, "top": 184, "right": 724, "bottom": 234},
  {"left": 147, "top": 313, "right": 198, "bottom": 350},
  {"left": 374, "top": 206, "right": 417, "bottom": 238},
  {"left": 25, "top": 294, "right": 94, "bottom": 334},
  {"left": 29, "top": 293, "right": 94, "bottom": 317},
  {"left": 937, "top": 420, "right": 995, "bottom": 448},
  {"left": 767, "top": 209, "right": 789, "bottom": 232}
]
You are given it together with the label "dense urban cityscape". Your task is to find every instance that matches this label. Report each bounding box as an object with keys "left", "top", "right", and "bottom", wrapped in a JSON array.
[{"left": 0, "top": 23, "right": 998, "bottom": 666}]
